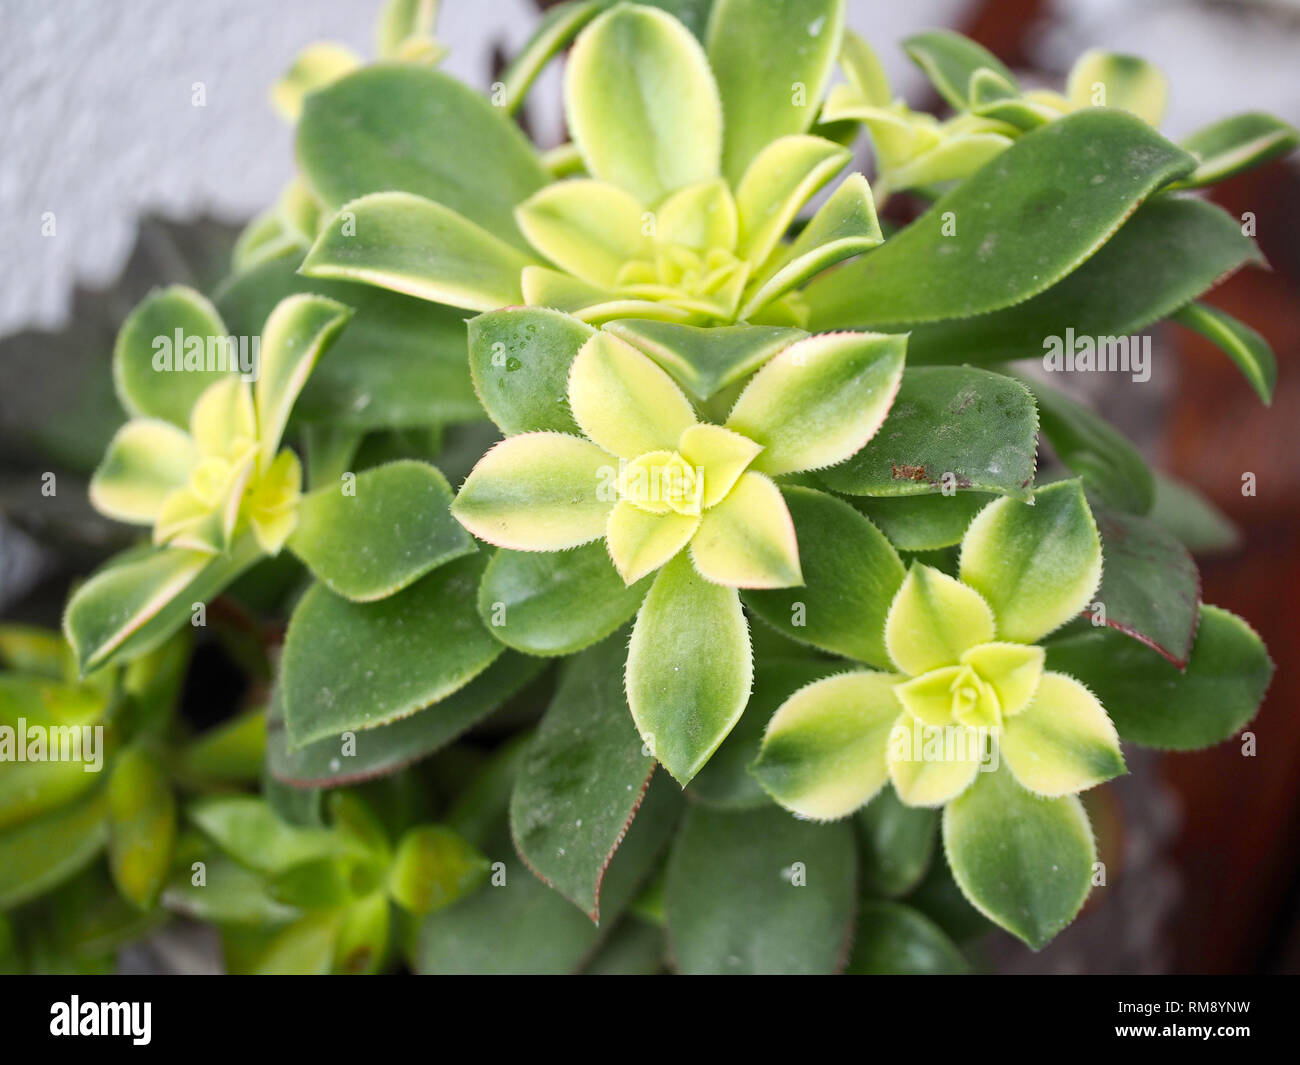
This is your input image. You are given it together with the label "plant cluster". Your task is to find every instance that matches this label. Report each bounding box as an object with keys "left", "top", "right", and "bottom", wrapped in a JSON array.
[{"left": 1, "top": 0, "right": 1287, "bottom": 974}]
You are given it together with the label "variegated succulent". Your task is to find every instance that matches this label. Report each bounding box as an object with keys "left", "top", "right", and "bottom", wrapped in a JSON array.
[{"left": 6, "top": 0, "right": 1288, "bottom": 976}]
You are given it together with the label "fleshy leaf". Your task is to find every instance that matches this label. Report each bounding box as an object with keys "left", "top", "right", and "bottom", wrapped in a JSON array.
[
  {"left": 734, "top": 134, "right": 850, "bottom": 267},
  {"left": 90, "top": 420, "right": 198, "bottom": 524},
  {"left": 846, "top": 901, "right": 969, "bottom": 974},
  {"left": 607, "top": 503, "right": 698, "bottom": 585},
  {"left": 106, "top": 747, "right": 177, "bottom": 909},
  {"left": 961, "top": 642, "right": 1044, "bottom": 717},
  {"left": 839, "top": 29, "right": 891, "bottom": 107},
  {"left": 855, "top": 787, "right": 938, "bottom": 898},
  {"left": 903, "top": 29, "right": 1017, "bottom": 110},
  {"left": 266, "top": 655, "right": 546, "bottom": 787},
  {"left": 302, "top": 192, "right": 536, "bottom": 312},
  {"left": 451, "top": 432, "right": 614, "bottom": 551},
  {"left": 289, "top": 460, "right": 473, "bottom": 601},
  {"left": 1173, "top": 111, "right": 1299, "bottom": 189},
  {"left": 1000, "top": 671, "right": 1125, "bottom": 796},
  {"left": 564, "top": 4, "right": 722, "bottom": 205},
  {"left": 0, "top": 790, "right": 108, "bottom": 911},
  {"left": 664, "top": 805, "right": 856, "bottom": 974},
  {"left": 297, "top": 64, "right": 547, "bottom": 246},
  {"left": 64, "top": 542, "right": 260, "bottom": 675},
  {"left": 515, "top": 179, "right": 649, "bottom": 286},
  {"left": 752, "top": 669, "right": 901, "bottom": 819},
  {"left": 626, "top": 552, "right": 752, "bottom": 784},
  {"left": 270, "top": 42, "right": 360, "bottom": 122},
  {"left": 741, "top": 173, "right": 882, "bottom": 318},
  {"left": 1171, "top": 301, "right": 1276, "bottom": 405},
  {"left": 656, "top": 178, "right": 739, "bottom": 251},
  {"left": 1092, "top": 506, "right": 1199, "bottom": 667},
  {"left": 726, "top": 331, "right": 905, "bottom": 476},
  {"left": 819, "top": 366, "right": 1037, "bottom": 501},
  {"left": 113, "top": 286, "right": 232, "bottom": 428},
  {"left": 851, "top": 492, "right": 992, "bottom": 552},
  {"left": 387, "top": 826, "right": 489, "bottom": 916},
  {"left": 1148, "top": 472, "right": 1240, "bottom": 555},
  {"left": 477, "top": 541, "right": 649, "bottom": 657},
  {"left": 603, "top": 318, "right": 806, "bottom": 401},
  {"left": 1066, "top": 50, "right": 1168, "bottom": 126},
  {"left": 942, "top": 763, "right": 1095, "bottom": 949},
  {"left": 1044, "top": 605, "right": 1273, "bottom": 750},
  {"left": 567, "top": 332, "right": 697, "bottom": 459},
  {"left": 884, "top": 564, "right": 995, "bottom": 676},
  {"left": 706, "top": 0, "right": 845, "bottom": 183},
  {"left": 498, "top": 0, "right": 603, "bottom": 115},
  {"left": 678, "top": 424, "right": 762, "bottom": 507},
  {"left": 803, "top": 109, "right": 1195, "bottom": 327},
  {"left": 690, "top": 472, "right": 799, "bottom": 588},
  {"left": 255, "top": 294, "right": 352, "bottom": 460},
  {"left": 281, "top": 553, "right": 502, "bottom": 746},
  {"left": 467, "top": 307, "right": 593, "bottom": 436},
  {"left": 743, "top": 485, "right": 904, "bottom": 668},
  {"left": 1025, "top": 378, "right": 1153, "bottom": 515},
  {"left": 216, "top": 251, "right": 482, "bottom": 431},
  {"left": 905, "top": 197, "right": 1264, "bottom": 368},
  {"left": 959, "top": 480, "right": 1102, "bottom": 644},
  {"left": 510, "top": 634, "right": 658, "bottom": 920}
]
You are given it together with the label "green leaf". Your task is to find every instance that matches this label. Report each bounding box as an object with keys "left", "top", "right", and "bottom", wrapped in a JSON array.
[
  {"left": 689, "top": 658, "right": 841, "bottom": 809},
  {"left": 959, "top": 480, "right": 1102, "bottom": 645},
  {"left": 665, "top": 805, "right": 857, "bottom": 974},
  {"left": 852, "top": 492, "right": 993, "bottom": 552},
  {"left": 112, "top": 285, "right": 231, "bottom": 428},
  {"left": 387, "top": 826, "right": 489, "bottom": 915},
  {"left": 187, "top": 796, "right": 343, "bottom": 876},
  {"left": 478, "top": 542, "right": 649, "bottom": 656},
  {"left": 856, "top": 785, "right": 938, "bottom": 897},
  {"left": 565, "top": 3, "right": 722, "bottom": 205},
  {"left": 164, "top": 849, "right": 299, "bottom": 925},
  {"left": 1173, "top": 111, "right": 1299, "bottom": 189},
  {"left": 420, "top": 779, "right": 680, "bottom": 974},
  {"left": 583, "top": 916, "right": 667, "bottom": 974},
  {"left": 751, "top": 669, "right": 903, "bottom": 820},
  {"left": 216, "top": 252, "right": 481, "bottom": 430},
  {"left": 297, "top": 64, "right": 547, "bottom": 246},
  {"left": 743, "top": 485, "right": 904, "bottom": 667},
  {"left": 804, "top": 109, "right": 1195, "bottom": 327},
  {"left": 175, "top": 709, "right": 266, "bottom": 786},
  {"left": 846, "top": 900, "right": 969, "bottom": 974},
  {"left": 626, "top": 552, "right": 751, "bottom": 784},
  {"left": 106, "top": 747, "right": 177, "bottom": 909},
  {"left": 0, "top": 790, "right": 108, "bottom": 910},
  {"left": 267, "top": 653, "right": 544, "bottom": 787},
  {"left": 64, "top": 540, "right": 261, "bottom": 675},
  {"left": 302, "top": 192, "right": 536, "bottom": 313},
  {"left": 270, "top": 42, "right": 360, "bottom": 122},
  {"left": 1024, "top": 377, "right": 1154, "bottom": 514},
  {"left": 725, "top": 331, "right": 905, "bottom": 477},
  {"left": 604, "top": 318, "right": 806, "bottom": 401},
  {"left": 89, "top": 420, "right": 196, "bottom": 526},
  {"left": 281, "top": 553, "right": 503, "bottom": 746},
  {"left": 1093, "top": 506, "right": 1199, "bottom": 667},
  {"left": 943, "top": 763, "right": 1095, "bottom": 949},
  {"left": 904, "top": 196, "right": 1263, "bottom": 367},
  {"left": 516, "top": 179, "right": 648, "bottom": 287},
  {"left": 499, "top": 0, "right": 603, "bottom": 115},
  {"left": 902, "top": 29, "right": 1016, "bottom": 110},
  {"left": 706, "top": 0, "right": 845, "bottom": 183},
  {"left": 510, "top": 634, "right": 658, "bottom": 919},
  {"left": 1066, "top": 49, "right": 1168, "bottom": 126},
  {"left": 450, "top": 432, "right": 614, "bottom": 551},
  {"left": 1148, "top": 473, "right": 1240, "bottom": 554},
  {"left": 884, "top": 564, "right": 995, "bottom": 676},
  {"left": 289, "top": 460, "right": 473, "bottom": 601},
  {"left": 818, "top": 366, "right": 1038, "bottom": 501},
  {"left": 740, "top": 173, "right": 882, "bottom": 318},
  {"left": 1044, "top": 605, "right": 1273, "bottom": 750},
  {"left": 734, "top": 134, "right": 850, "bottom": 267},
  {"left": 1171, "top": 301, "right": 1276, "bottom": 404},
  {"left": 254, "top": 294, "right": 352, "bottom": 459}
]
